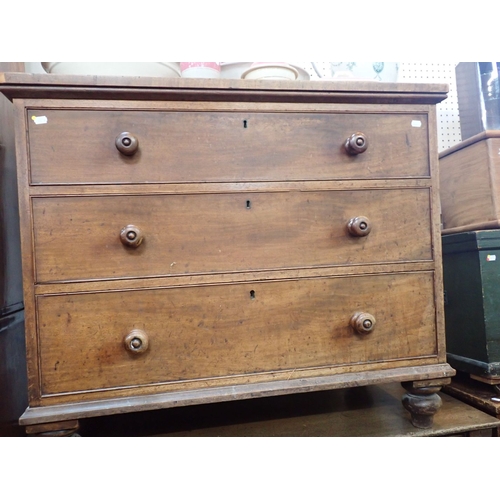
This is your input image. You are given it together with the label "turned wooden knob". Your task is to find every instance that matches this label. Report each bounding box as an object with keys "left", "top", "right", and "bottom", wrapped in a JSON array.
[
  {"left": 124, "top": 329, "right": 149, "bottom": 354},
  {"left": 350, "top": 312, "right": 376, "bottom": 334},
  {"left": 115, "top": 132, "right": 139, "bottom": 156},
  {"left": 345, "top": 132, "right": 368, "bottom": 155},
  {"left": 120, "top": 225, "right": 143, "bottom": 248},
  {"left": 347, "top": 216, "right": 372, "bottom": 237}
]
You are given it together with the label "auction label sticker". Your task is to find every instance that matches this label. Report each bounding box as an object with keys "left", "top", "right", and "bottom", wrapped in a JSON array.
[{"left": 31, "top": 115, "right": 48, "bottom": 125}]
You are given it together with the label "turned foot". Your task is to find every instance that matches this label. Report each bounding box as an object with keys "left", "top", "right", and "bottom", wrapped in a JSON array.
[
  {"left": 25, "top": 419, "right": 80, "bottom": 437},
  {"left": 401, "top": 379, "right": 450, "bottom": 429}
]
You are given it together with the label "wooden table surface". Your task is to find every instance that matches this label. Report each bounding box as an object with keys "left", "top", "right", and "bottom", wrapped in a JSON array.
[
  {"left": 77, "top": 382, "right": 500, "bottom": 437},
  {"left": 443, "top": 371, "right": 500, "bottom": 419}
]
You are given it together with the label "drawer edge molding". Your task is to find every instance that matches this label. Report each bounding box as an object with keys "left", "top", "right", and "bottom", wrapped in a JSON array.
[
  {"left": 28, "top": 179, "right": 434, "bottom": 196},
  {"left": 34, "top": 263, "right": 437, "bottom": 295},
  {"left": 19, "top": 363, "right": 455, "bottom": 426}
]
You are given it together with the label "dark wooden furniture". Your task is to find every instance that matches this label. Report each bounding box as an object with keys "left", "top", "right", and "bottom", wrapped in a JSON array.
[
  {"left": 79, "top": 382, "right": 500, "bottom": 437},
  {"left": 443, "top": 371, "right": 500, "bottom": 430},
  {"left": 440, "top": 131, "right": 500, "bottom": 234},
  {"left": 442, "top": 230, "right": 500, "bottom": 389},
  {"left": 0, "top": 72, "right": 454, "bottom": 435},
  {"left": 0, "top": 62, "right": 27, "bottom": 437}
]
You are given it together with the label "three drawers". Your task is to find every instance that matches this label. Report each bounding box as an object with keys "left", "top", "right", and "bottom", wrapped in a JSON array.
[{"left": 24, "top": 101, "right": 439, "bottom": 402}]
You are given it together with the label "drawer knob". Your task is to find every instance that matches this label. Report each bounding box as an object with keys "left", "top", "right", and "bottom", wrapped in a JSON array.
[
  {"left": 120, "top": 225, "right": 144, "bottom": 248},
  {"left": 345, "top": 132, "right": 368, "bottom": 155},
  {"left": 124, "top": 329, "right": 149, "bottom": 354},
  {"left": 116, "top": 132, "right": 139, "bottom": 156},
  {"left": 347, "top": 216, "right": 371, "bottom": 237},
  {"left": 350, "top": 312, "right": 376, "bottom": 334}
]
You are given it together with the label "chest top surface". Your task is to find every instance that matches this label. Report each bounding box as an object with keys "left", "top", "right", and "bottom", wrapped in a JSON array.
[{"left": 0, "top": 72, "right": 448, "bottom": 105}]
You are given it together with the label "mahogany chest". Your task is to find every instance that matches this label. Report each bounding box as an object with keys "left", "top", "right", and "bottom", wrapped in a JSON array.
[
  {"left": 440, "top": 131, "right": 500, "bottom": 234},
  {"left": 0, "top": 73, "right": 454, "bottom": 434}
]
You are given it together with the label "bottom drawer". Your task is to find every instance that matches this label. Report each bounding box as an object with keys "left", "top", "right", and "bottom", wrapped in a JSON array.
[{"left": 37, "top": 272, "right": 438, "bottom": 396}]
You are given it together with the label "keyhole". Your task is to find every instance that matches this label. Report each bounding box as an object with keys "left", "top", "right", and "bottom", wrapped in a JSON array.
[
  {"left": 250, "top": 290, "right": 256, "bottom": 300},
  {"left": 246, "top": 200, "right": 251, "bottom": 209},
  {"left": 122, "top": 137, "right": 132, "bottom": 147},
  {"left": 127, "top": 231, "right": 137, "bottom": 240},
  {"left": 243, "top": 120, "right": 248, "bottom": 128}
]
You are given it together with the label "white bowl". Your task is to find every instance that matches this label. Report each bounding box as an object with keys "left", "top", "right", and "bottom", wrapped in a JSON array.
[
  {"left": 180, "top": 63, "right": 221, "bottom": 79},
  {"left": 221, "top": 62, "right": 310, "bottom": 81},
  {"left": 242, "top": 63, "right": 298, "bottom": 81},
  {"left": 41, "top": 62, "right": 181, "bottom": 78},
  {"left": 181, "top": 66, "right": 221, "bottom": 78}
]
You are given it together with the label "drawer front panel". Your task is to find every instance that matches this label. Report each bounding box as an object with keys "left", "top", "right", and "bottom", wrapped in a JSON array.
[
  {"left": 38, "top": 272, "right": 438, "bottom": 395},
  {"left": 27, "top": 109, "right": 430, "bottom": 184},
  {"left": 33, "top": 189, "right": 432, "bottom": 283}
]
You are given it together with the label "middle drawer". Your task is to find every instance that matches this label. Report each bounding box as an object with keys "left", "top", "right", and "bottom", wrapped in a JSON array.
[{"left": 32, "top": 189, "right": 432, "bottom": 283}]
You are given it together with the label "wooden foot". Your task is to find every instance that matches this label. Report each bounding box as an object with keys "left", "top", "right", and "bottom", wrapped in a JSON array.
[
  {"left": 25, "top": 420, "right": 80, "bottom": 437},
  {"left": 401, "top": 379, "right": 450, "bottom": 429}
]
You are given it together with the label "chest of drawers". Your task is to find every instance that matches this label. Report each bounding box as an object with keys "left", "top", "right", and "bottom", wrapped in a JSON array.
[{"left": 0, "top": 73, "right": 454, "bottom": 434}]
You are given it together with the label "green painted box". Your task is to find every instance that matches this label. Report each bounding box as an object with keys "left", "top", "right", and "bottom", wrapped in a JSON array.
[{"left": 442, "top": 230, "right": 500, "bottom": 378}]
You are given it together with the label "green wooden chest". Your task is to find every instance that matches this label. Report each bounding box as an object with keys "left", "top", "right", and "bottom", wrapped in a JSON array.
[{"left": 442, "top": 230, "right": 500, "bottom": 379}]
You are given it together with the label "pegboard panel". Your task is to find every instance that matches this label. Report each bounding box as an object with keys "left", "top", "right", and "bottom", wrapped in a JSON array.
[
  {"left": 399, "top": 63, "right": 461, "bottom": 152},
  {"left": 294, "top": 62, "right": 461, "bottom": 152}
]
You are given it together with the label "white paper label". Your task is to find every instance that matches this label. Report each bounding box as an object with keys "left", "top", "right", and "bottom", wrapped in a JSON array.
[
  {"left": 411, "top": 120, "right": 422, "bottom": 128},
  {"left": 31, "top": 115, "right": 48, "bottom": 125},
  {"left": 487, "top": 254, "right": 497, "bottom": 262}
]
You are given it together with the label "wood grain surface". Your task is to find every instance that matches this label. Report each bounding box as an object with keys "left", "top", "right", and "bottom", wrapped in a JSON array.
[
  {"left": 440, "top": 137, "right": 500, "bottom": 232},
  {"left": 37, "top": 272, "right": 438, "bottom": 396},
  {"left": 32, "top": 188, "right": 432, "bottom": 283},
  {"left": 0, "top": 75, "right": 452, "bottom": 432},
  {"left": 27, "top": 108, "right": 429, "bottom": 184}
]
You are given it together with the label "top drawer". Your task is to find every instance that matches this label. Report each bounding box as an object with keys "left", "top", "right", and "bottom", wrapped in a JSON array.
[{"left": 26, "top": 108, "right": 430, "bottom": 184}]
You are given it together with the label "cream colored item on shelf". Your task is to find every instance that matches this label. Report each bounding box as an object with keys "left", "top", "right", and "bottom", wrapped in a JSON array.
[
  {"left": 41, "top": 62, "right": 181, "bottom": 78},
  {"left": 242, "top": 62, "right": 298, "bottom": 81}
]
